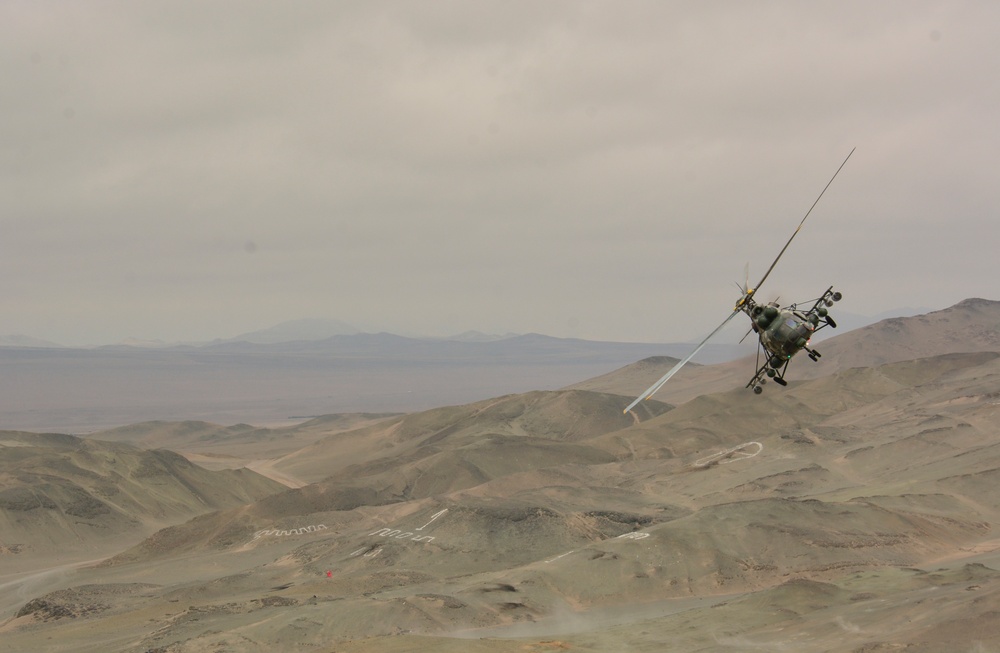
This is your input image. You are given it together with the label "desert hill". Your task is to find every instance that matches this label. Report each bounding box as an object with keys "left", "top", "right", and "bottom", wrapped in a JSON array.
[
  {"left": 271, "top": 389, "right": 669, "bottom": 485},
  {"left": 91, "top": 414, "right": 401, "bottom": 472},
  {"left": 3, "top": 299, "right": 1000, "bottom": 652},
  {"left": 792, "top": 296, "right": 1000, "bottom": 376},
  {"left": 97, "top": 389, "right": 671, "bottom": 567},
  {"left": 0, "top": 431, "right": 285, "bottom": 570}
]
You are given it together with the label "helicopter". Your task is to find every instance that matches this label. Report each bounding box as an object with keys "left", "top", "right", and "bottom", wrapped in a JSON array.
[{"left": 624, "top": 148, "right": 855, "bottom": 414}]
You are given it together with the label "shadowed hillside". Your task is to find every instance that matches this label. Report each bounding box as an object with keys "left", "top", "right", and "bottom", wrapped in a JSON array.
[{"left": 0, "top": 432, "right": 285, "bottom": 568}]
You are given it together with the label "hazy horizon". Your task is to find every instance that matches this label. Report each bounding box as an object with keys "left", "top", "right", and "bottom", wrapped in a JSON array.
[
  {"left": 4, "top": 2, "right": 998, "bottom": 346},
  {"left": 0, "top": 302, "right": 941, "bottom": 348}
]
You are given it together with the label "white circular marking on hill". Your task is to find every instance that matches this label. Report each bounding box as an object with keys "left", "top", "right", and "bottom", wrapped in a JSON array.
[
  {"left": 693, "top": 441, "right": 763, "bottom": 468},
  {"left": 616, "top": 532, "right": 650, "bottom": 540}
]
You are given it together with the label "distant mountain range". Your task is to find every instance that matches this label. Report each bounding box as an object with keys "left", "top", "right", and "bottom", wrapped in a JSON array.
[
  {"left": 223, "top": 317, "right": 363, "bottom": 344},
  {"left": 0, "top": 305, "right": 953, "bottom": 434},
  {"left": 0, "top": 334, "right": 64, "bottom": 348},
  {"left": 0, "top": 331, "right": 753, "bottom": 434},
  {"left": 0, "top": 308, "right": 932, "bottom": 350}
]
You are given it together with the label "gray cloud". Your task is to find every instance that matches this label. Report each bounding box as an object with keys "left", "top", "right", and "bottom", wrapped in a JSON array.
[{"left": 3, "top": 1, "right": 997, "bottom": 345}]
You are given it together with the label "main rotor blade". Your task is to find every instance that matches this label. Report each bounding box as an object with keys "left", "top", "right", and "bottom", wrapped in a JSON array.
[
  {"left": 750, "top": 148, "right": 855, "bottom": 294},
  {"left": 623, "top": 309, "right": 741, "bottom": 413}
]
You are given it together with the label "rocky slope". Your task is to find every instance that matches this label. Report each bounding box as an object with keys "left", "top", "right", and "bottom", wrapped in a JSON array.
[{"left": 3, "top": 299, "right": 1000, "bottom": 652}]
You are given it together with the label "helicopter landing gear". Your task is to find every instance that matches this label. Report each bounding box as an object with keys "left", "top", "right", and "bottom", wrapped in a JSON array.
[
  {"left": 749, "top": 353, "right": 791, "bottom": 395},
  {"left": 750, "top": 371, "right": 786, "bottom": 392}
]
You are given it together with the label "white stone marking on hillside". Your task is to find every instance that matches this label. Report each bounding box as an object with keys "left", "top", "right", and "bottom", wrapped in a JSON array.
[
  {"left": 415, "top": 508, "right": 448, "bottom": 531},
  {"left": 616, "top": 532, "right": 650, "bottom": 540},
  {"left": 368, "top": 528, "right": 436, "bottom": 543},
  {"left": 545, "top": 550, "right": 575, "bottom": 563},
  {"left": 693, "top": 441, "right": 763, "bottom": 468},
  {"left": 252, "top": 524, "right": 328, "bottom": 540},
  {"left": 353, "top": 507, "right": 449, "bottom": 561}
]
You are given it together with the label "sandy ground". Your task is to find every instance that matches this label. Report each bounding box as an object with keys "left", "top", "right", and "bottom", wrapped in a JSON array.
[{"left": 3, "top": 302, "right": 1000, "bottom": 652}]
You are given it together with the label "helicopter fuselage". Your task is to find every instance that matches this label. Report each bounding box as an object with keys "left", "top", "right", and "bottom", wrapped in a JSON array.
[
  {"left": 740, "top": 287, "right": 841, "bottom": 393},
  {"left": 752, "top": 306, "right": 815, "bottom": 362}
]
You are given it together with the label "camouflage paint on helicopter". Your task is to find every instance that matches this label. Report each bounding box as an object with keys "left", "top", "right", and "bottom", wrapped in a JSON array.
[{"left": 742, "top": 288, "right": 842, "bottom": 393}]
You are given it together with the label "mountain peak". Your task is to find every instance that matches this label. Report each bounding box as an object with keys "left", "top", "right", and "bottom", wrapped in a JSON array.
[
  {"left": 227, "top": 318, "right": 361, "bottom": 344},
  {"left": 951, "top": 297, "right": 1000, "bottom": 311}
]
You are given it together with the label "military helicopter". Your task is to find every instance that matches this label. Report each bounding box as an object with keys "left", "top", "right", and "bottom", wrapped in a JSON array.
[{"left": 624, "top": 148, "right": 854, "bottom": 414}]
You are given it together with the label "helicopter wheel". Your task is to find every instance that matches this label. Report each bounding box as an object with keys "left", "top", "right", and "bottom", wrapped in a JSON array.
[{"left": 753, "top": 386, "right": 763, "bottom": 394}]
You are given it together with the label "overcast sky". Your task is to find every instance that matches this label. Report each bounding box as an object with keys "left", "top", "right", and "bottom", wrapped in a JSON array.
[{"left": 3, "top": 1, "right": 997, "bottom": 346}]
